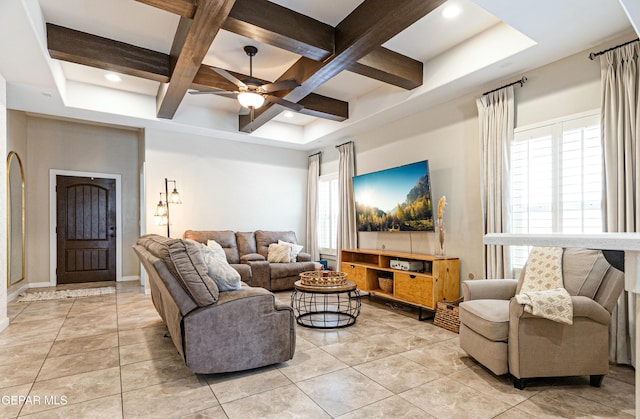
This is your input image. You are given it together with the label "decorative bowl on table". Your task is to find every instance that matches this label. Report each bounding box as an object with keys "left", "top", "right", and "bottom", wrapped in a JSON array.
[{"left": 299, "top": 270, "right": 348, "bottom": 286}]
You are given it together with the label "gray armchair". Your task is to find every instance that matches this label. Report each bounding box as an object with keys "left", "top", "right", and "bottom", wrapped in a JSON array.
[{"left": 459, "top": 248, "right": 624, "bottom": 389}]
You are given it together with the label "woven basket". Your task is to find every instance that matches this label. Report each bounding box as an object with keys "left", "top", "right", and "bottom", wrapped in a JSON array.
[
  {"left": 299, "top": 270, "right": 347, "bottom": 286},
  {"left": 433, "top": 297, "right": 464, "bottom": 333},
  {"left": 378, "top": 277, "right": 393, "bottom": 294}
]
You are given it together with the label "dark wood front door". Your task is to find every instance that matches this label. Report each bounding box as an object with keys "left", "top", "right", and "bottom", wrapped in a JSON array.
[{"left": 56, "top": 175, "right": 116, "bottom": 283}]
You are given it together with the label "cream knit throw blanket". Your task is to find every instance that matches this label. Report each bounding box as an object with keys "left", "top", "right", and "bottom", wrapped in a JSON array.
[{"left": 515, "top": 247, "right": 573, "bottom": 325}]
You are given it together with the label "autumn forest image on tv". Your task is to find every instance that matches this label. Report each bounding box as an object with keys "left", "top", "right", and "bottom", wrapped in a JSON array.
[{"left": 353, "top": 161, "right": 435, "bottom": 232}]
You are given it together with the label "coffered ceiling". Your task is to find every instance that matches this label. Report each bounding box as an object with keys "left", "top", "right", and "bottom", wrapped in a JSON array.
[{"left": 0, "top": 0, "right": 636, "bottom": 150}]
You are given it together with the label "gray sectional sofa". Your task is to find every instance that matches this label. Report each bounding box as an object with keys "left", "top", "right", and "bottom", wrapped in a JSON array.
[
  {"left": 183, "top": 230, "right": 318, "bottom": 291},
  {"left": 133, "top": 234, "right": 296, "bottom": 374}
]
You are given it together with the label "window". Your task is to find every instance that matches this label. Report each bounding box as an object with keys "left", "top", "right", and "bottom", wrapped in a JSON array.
[
  {"left": 317, "top": 174, "right": 339, "bottom": 256},
  {"left": 511, "top": 112, "right": 602, "bottom": 271}
]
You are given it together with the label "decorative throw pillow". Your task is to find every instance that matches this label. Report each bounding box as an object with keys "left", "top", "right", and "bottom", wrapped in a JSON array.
[
  {"left": 207, "top": 239, "right": 227, "bottom": 260},
  {"left": 278, "top": 240, "right": 304, "bottom": 262},
  {"left": 267, "top": 243, "right": 292, "bottom": 263},
  {"left": 198, "top": 242, "right": 241, "bottom": 292}
]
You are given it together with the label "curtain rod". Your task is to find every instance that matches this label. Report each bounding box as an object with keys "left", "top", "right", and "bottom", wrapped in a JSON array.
[
  {"left": 335, "top": 140, "right": 353, "bottom": 148},
  {"left": 308, "top": 151, "right": 321, "bottom": 157},
  {"left": 482, "top": 76, "right": 527, "bottom": 96},
  {"left": 588, "top": 38, "right": 639, "bottom": 60}
]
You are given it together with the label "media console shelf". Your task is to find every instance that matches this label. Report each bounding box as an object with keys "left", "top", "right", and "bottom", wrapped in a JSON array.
[{"left": 340, "top": 248, "right": 460, "bottom": 319}]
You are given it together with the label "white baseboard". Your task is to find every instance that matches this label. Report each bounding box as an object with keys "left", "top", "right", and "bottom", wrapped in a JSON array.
[
  {"left": 0, "top": 317, "right": 8, "bottom": 333},
  {"left": 7, "top": 283, "right": 30, "bottom": 302},
  {"left": 118, "top": 275, "right": 140, "bottom": 282},
  {"left": 30, "top": 281, "right": 55, "bottom": 289}
]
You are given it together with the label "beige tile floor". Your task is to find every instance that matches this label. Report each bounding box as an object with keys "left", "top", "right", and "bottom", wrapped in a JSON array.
[{"left": 0, "top": 281, "right": 635, "bottom": 418}]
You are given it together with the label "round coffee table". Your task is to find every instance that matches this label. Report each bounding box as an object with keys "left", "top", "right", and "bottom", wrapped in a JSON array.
[{"left": 291, "top": 279, "right": 361, "bottom": 329}]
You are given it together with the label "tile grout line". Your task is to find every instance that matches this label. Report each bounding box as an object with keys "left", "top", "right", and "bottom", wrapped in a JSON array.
[
  {"left": 16, "top": 298, "right": 73, "bottom": 418},
  {"left": 115, "top": 286, "right": 125, "bottom": 419}
]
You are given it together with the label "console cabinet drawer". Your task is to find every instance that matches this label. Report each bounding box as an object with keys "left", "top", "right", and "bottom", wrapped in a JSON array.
[
  {"left": 394, "top": 272, "right": 435, "bottom": 308},
  {"left": 340, "top": 263, "right": 367, "bottom": 290}
]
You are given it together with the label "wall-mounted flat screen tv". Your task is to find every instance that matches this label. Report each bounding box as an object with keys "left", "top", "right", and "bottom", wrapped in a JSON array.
[{"left": 353, "top": 160, "right": 434, "bottom": 232}]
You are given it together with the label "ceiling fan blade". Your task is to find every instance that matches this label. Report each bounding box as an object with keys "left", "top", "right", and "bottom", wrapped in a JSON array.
[
  {"left": 211, "top": 67, "right": 248, "bottom": 90},
  {"left": 260, "top": 78, "right": 300, "bottom": 93},
  {"left": 264, "top": 95, "right": 304, "bottom": 112},
  {"left": 189, "top": 90, "right": 238, "bottom": 99}
]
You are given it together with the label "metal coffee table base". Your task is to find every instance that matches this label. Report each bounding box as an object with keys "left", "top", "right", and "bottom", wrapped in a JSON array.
[{"left": 291, "top": 280, "right": 361, "bottom": 329}]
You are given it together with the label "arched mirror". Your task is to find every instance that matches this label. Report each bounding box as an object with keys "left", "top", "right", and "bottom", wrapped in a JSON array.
[{"left": 7, "top": 151, "right": 25, "bottom": 287}]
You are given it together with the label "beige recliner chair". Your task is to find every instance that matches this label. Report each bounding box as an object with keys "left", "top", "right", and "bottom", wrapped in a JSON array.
[{"left": 459, "top": 248, "right": 624, "bottom": 389}]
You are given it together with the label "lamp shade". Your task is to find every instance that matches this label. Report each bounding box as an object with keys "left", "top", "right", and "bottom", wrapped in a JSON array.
[
  {"left": 237, "top": 91, "right": 265, "bottom": 109},
  {"left": 154, "top": 198, "right": 167, "bottom": 217},
  {"left": 170, "top": 188, "right": 182, "bottom": 204}
]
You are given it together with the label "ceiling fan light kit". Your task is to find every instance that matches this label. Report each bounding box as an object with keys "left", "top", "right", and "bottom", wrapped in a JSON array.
[{"left": 237, "top": 91, "right": 265, "bottom": 109}]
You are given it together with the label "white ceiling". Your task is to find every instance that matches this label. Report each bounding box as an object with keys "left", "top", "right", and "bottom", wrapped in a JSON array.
[{"left": 0, "top": 0, "right": 636, "bottom": 150}]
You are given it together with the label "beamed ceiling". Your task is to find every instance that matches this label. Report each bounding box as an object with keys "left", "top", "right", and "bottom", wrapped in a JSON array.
[
  {"left": 0, "top": 0, "right": 637, "bottom": 149},
  {"left": 46, "top": 0, "right": 441, "bottom": 132}
]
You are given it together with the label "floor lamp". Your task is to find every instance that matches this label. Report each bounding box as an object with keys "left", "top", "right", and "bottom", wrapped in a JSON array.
[{"left": 154, "top": 178, "right": 182, "bottom": 237}]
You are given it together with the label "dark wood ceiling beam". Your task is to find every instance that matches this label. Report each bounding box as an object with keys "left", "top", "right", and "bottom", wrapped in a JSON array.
[
  {"left": 156, "top": 0, "right": 236, "bottom": 119},
  {"left": 135, "top": 0, "right": 196, "bottom": 18},
  {"left": 223, "top": 0, "right": 334, "bottom": 61},
  {"left": 240, "top": 0, "right": 445, "bottom": 132},
  {"left": 191, "top": 66, "right": 348, "bottom": 121},
  {"left": 46, "top": 23, "right": 170, "bottom": 82},
  {"left": 348, "top": 47, "right": 423, "bottom": 90},
  {"left": 298, "top": 94, "right": 348, "bottom": 121},
  {"left": 137, "top": 0, "right": 421, "bottom": 89}
]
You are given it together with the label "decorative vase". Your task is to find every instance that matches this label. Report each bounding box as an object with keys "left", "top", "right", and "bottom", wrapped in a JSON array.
[{"left": 435, "top": 219, "right": 445, "bottom": 257}]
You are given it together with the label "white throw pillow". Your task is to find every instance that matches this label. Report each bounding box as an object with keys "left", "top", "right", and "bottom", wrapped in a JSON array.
[
  {"left": 267, "top": 243, "right": 292, "bottom": 263},
  {"left": 278, "top": 240, "right": 304, "bottom": 262},
  {"left": 207, "top": 239, "right": 227, "bottom": 260},
  {"left": 199, "top": 242, "right": 241, "bottom": 291}
]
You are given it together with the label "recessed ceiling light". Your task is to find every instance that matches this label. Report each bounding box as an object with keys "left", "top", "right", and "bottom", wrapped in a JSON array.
[
  {"left": 442, "top": 4, "right": 461, "bottom": 19},
  {"left": 104, "top": 73, "right": 121, "bottom": 82},
  {"left": 283, "top": 111, "right": 294, "bottom": 118}
]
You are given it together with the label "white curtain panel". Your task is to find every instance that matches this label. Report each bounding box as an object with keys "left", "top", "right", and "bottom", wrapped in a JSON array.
[
  {"left": 305, "top": 153, "right": 320, "bottom": 261},
  {"left": 476, "top": 86, "right": 514, "bottom": 279},
  {"left": 601, "top": 41, "right": 639, "bottom": 367},
  {"left": 337, "top": 142, "right": 357, "bottom": 263}
]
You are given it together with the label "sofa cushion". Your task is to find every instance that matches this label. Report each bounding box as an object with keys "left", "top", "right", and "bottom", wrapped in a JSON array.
[
  {"left": 137, "top": 235, "right": 219, "bottom": 307},
  {"left": 267, "top": 243, "right": 292, "bottom": 263},
  {"left": 255, "top": 230, "right": 299, "bottom": 258},
  {"left": 183, "top": 230, "right": 240, "bottom": 264},
  {"left": 236, "top": 232, "right": 257, "bottom": 257},
  {"left": 562, "top": 249, "right": 609, "bottom": 298},
  {"left": 270, "top": 262, "right": 314, "bottom": 280},
  {"left": 459, "top": 299, "right": 510, "bottom": 342}
]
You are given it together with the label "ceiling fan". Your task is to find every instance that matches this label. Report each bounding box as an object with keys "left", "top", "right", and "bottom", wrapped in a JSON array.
[{"left": 190, "top": 46, "right": 303, "bottom": 116}]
